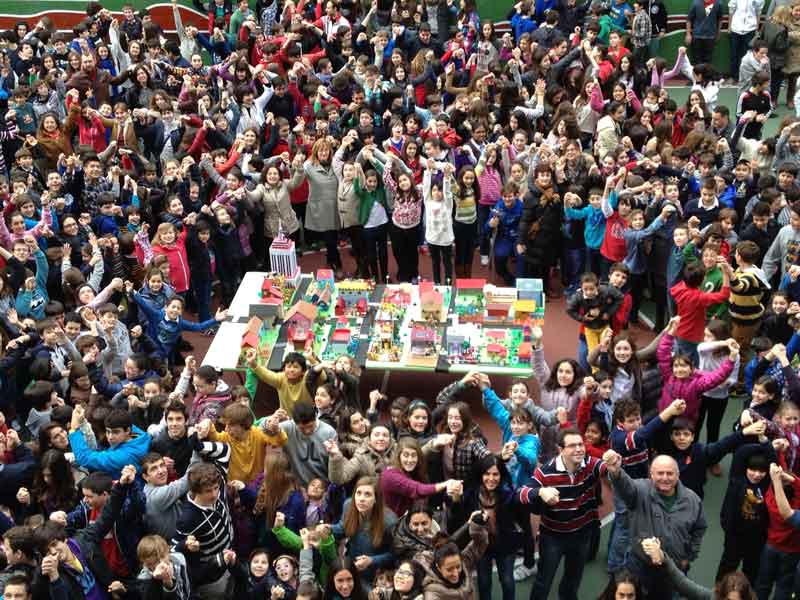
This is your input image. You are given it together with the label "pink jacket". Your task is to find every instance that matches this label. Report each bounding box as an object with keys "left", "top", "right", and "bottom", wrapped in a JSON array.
[
  {"left": 657, "top": 333, "right": 735, "bottom": 424},
  {"left": 380, "top": 466, "right": 439, "bottom": 517}
]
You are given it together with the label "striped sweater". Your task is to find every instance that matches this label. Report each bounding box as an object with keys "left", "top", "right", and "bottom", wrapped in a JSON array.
[
  {"left": 172, "top": 441, "right": 233, "bottom": 587},
  {"left": 728, "top": 267, "right": 770, "bottom": 325},
  {"left": 609, "top": 415, "right": 666, "bottom": 480},
  {"left": 518, "top": 455, "right": 606, "bottom": 534}
]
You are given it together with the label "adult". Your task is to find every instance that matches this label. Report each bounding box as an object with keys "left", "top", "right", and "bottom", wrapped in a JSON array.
[
  {"left": 604, "top": 451, "right": 708, "bottom": 600},
  {"left": 327, "top": 425, "right": 396, "bottom": 486},
  {"left": 517, "top": 428, "right": 607, "bottom": 600},
  {"left": 686, "top": 0, "right": 724, "bottom": 65}
]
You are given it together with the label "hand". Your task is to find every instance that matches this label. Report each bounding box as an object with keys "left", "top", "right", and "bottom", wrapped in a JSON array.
[
  {"left": 773, "top": 438, "right": 790, "bottom": 453},
  {"left": 500, "top": 440, "right": 518, "bottom": 460},
  {"left": 16, "top": 487, "right": 30, "bottom": 505},
  {"left": 353, "top": 555, "right": 372, "bottom": 571},
  {"left": 196, "top": 419, "right": 211, "bottom": 440},
  {"left": 641, "top": 537, "right": 664, "bottom": 565},
  {"left": 108, "top": 581, "right": 127, "bottom": 596},
  {"left": 556, "top": 406, "right": 568, "bottom": 424},
  {"left": 667, "top": 399, "right": 687, "bottom": 417},
  {"left": 215, "top": 307, "right": 228, "bottom": 321},
  {"left": 666, "top": 316, "right": 680, "bottom": 335},
  {"left": 323, "top": 439, "right": 341, "bottom": 456},
  {"left": 742, "top": 420, "right": 767, "bottom": 437},
  {"left": 152, "top": 560, "right": 174, "bottom": 584},
  {"left": 602, "top": 449, "right": 622, "bottom": 475},
  {"left": 120, "top": 464, "right": 137, "bottom": 485},
  {"left": 271, "top": 586, "right": 286, "bottom": 600},
  {"left": 274, "top": 511, "right": 286, "bottom": 529},
  {"left": 184, "top": 535, "right": 200, "bottom": 552},
  {"left": 538, "top": 487, "right": 560, "bottom": 505},
  {"left": 71, "top": 404, "right": 86, "bottom": 430},
  {"left": 433, "top": 433, "right": 455, "bottom": 449},
  {"left": 222, "top": 549, "right": 237, "bottom": 565},
  {"left": 41, "top": 553, "right": 60, "bottom": 582},
  {"left": 50, "top": 510, "right": 68, "bottom": 526}
]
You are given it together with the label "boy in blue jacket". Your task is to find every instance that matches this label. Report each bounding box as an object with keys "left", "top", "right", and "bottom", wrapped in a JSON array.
[
  {"left": 67, "top": 406, "right": 151, "bottom": 479},
  {"left": 485, "top": 183, "right": 523, "bottom": 286},
  {"left": 565, "top": 188, "right": 607, "bottom": 277},
  {"left": 127, "top": 281, "right": 227, "bottom": 365},
  {"left": 607, "top": 397, "right": 687, "bottom": 573}
]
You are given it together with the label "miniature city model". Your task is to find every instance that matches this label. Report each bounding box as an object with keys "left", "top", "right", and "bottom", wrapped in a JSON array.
[{"left": 269, "top": 224, "right": 301, "bottom": 287}]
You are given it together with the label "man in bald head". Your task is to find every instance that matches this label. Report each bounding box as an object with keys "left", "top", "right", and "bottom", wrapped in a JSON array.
[{"left": 603, "top": 450, "right": 707, "bottom": 600}]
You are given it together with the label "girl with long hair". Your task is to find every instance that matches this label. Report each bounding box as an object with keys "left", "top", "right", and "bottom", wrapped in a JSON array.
[
  {"left": 30, "top": 449, "right": 81, "bottom": 515},
  {"left": 332, "top": 477, "right": 397, "bottom": 584},
  {"left": 252, "top": 452, "right": 306, "bottom": 556},
  {"left": 438, "top": 402, "right": 492, "bottom": 482}
]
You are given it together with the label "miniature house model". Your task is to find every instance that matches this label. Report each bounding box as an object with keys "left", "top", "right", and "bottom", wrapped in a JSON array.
[
  {"left": 269, "top": 224, "right": 300, "bottom": 287},
  {"left": 285, "top": 301, "right": 318, "bottom": 351}
]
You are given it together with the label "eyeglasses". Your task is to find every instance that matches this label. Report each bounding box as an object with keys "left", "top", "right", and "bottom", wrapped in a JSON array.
[{"left": 395, "top": 569, "right": 414, "bottom": 578}]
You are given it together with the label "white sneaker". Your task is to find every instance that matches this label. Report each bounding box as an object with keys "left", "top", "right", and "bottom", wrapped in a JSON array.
[{"left": 480, "top": 255, "right": 489, "bottom": 266}]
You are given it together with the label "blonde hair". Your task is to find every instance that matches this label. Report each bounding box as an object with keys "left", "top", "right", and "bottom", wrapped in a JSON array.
[
  {"left": 152, "top": 222, "right": 178, "bottom": 247},
  {"left": 310, "top": 138, "right": 332, "bottom": 164},
  {"left": 137, "top": 535, "right": 170, "bottom": 565},
  {"left": 774, "top": 4, "right": 793, "bottom": 25}
]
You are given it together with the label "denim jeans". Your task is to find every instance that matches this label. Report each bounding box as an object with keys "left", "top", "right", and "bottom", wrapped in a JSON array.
[
  {"left": 755, "top": 544, "right": 800, "bottom": 600},
  {"left": 578, "top": 334, "right": 589, "bottom": 372},
  {"left": 532, "top": 530, "right": 592, "bottom": 600},
  {"left": 363, "top": 224, "right": 389, "bottom": 282},
  {"left": 562, "top": 247, "right": 584, "bottom": 295},
  {"left": 477, "top": 552, "right": 516, "bottom": 600},
  {"left": 191, "top": 278, "right": 213, "bottom": 322},
  {"left": 607, "top": 493, "right": 629, "bottom": 573}
]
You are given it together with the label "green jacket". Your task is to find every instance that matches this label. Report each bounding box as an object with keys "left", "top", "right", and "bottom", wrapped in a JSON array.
[
  {"left": 355, "top": 163, "right": 392, "bottom": 226},
  {"left": 273, "top": 526, "right": 336, "bottom": 585}
]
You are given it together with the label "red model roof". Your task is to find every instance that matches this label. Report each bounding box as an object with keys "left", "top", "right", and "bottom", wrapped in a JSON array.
[
  {"left": 456, "top": 278, "right": 486, "bottom": 290},
  {"left": 332, "top": 328, "right": 350, "bottom": 342},
  {"left": 487, "top": 343, "right": 507, "bottom": 356},
  {"left": 285, "top": 300, "right": 318, "bottom": 323},
  {"left": 419, "top": 281, "right": 434, "bottom": 295},
  {"left": 517, "top": 342, "right": 532, "bottom": 359}
]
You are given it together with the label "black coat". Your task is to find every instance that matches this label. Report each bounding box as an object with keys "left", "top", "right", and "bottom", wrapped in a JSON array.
[{"left": 517, "top": 189, "right": 564, "bottom": 267}]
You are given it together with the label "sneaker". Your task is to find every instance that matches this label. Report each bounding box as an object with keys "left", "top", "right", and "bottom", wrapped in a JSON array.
[{"left": 480, "top": 255, "right": 490, "bottom": 266}]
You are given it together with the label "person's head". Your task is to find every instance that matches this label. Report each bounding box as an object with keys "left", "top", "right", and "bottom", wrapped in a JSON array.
[
  {"left": 324, "top": 559, "right": 366, "bottom": 600},
  {"left": 282, "top": 352, "right": 307, "bottom": 382},
  {"left": 292, "top": 402, "right": 318, "bottom": 436},
  {"left": 557, "top": 428, "right": 585, "bottom": 468},
  {"left": 392, "top": 559, "right": 425, "bottom": 596},
  {"left": 599, "top": 569, "right": 642, "bottom": 600},
  {"left": 744, "top": 451, "right": 769, "bottom": 486},
  {"left": 3, "top": 526, "right": 37, "bottom": 567},
  {"left": 683, "top": 261, "right": 706, "bottom": 289},
  {"left": 404, "top": 399, "right": 431, "bottom": 434},
  {"left": 103, "top": 409, "right": 133, "bottom": 446},
  {"left": 704, "top": 318, "right": 731, "bottom": 344},
  {"left": 193, "top": 365, "right": 220, "bottom": 397},
  {"left": 39, "top": 422, "right": 69, "bottom": 452},
  {"left": 405, "top": 501, "right": 435, "bottom": 538},
  {"left": 580, "top": 272, "right": 599, "bottom": 298},
  {"left": 735, "top": 240, "right": 759, "bottom": 267},
  {"left": 608, "top": 263, "right": 629, "bottom": 290},
  {"left": 164, "top": 400, "right": 187, "bottom": 439},
  {"left": 367, "top": 425, "right": 391, "bottom": 454},
  {"left": 188, "top": 462, "right": 221, "bottom": 506},
  {"left": 649, "top": 455, "right": 679, "bottom": 495},
  {"left": 776, "top": 400, "right": 800, "bottom": 430},
  {"left": 2, "top": 575, "right": 31, "bottom": 600},
  {"left": 314, "top": 382, "right": 341, "bottom": 412},
  {"left": 613, "top": 399, "right": 642, "bottom": 432},
  {"left": 137, "top": 535, "right": 171, "bottom": 573},
  {"left": 222, "top": 402, "right": 253, "bottom": 440},
  {"left": 80, "top": 471, "right": 113, "bottom": 510},
  {"left": 141, "top": 452, "right": 170, "bottom": 487},
  {"left": 273, "top": 554, "right": 299, "bottom": 584},
  {"left": 771, "top": 291, "right": 789, "bottom": 314},
  {"left": 474, "top": 454, "right": 511, "bottom": 493},
  {"left": 715, "top": 570, "right": 758, "bottom": 600},
  {"left": 544, "top": 358, "right": 582, "bottom": 393},
  {"left": 433, "top": 539, "right": 466, "bottom": 585},
  {"left": 394, "top": 438, "right": 428, "bottom": 480},
  {"left": 445, "top": 402, "right": 472, "bottom": 436},
  {"left": 751, "top": 376, "right": 778, "bottom": 408},
  {"left": 24, "top": 380, "right": 55, "bottom": 413}
]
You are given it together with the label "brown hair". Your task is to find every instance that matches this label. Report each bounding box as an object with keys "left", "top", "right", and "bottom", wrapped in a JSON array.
[
  {"left": 222, "top": 402, "right": 254, "bottom": 428},
  {"left": 137, "top": 534, "right": 170, "bottom": 565},
  {"left": 343, "top": 477, "right": 386, "bottom": 547},
  {"left": 254, "top": 452, "right": 300, "bottom": 527},
  {"left": 187, "top": 462, "right": 220, "bottom": 494},
  {"left": 391, "top": 438, "right": 428, "bottom": 483}
]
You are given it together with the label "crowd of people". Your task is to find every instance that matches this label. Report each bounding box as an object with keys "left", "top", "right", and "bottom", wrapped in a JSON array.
[{"left": 0, "top": 0, "right": 800, "bottom": 598}]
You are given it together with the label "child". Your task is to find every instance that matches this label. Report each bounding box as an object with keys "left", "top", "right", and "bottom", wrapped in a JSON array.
[
  {"left": 696, "top": 320, "right": 741, "bottom": 472},
  {"left": 138, "top": 222, "right": 191, "bottom": 296},
  {"left": 771, "top": 291, "right": 800, "bottom": 346},
  {"left": 657, "top": 317, "right": 738, "bottom": 429},
  {"left": 422, "top": 163, "right": 455, "bottom": 285},
  {"left": 573, "top": 374, "right": 612, "bottom": 458},
  {"left": 729, "top": 240, "right": 772, "bottom": 358},
  {"left": 15, "top": 237, "right": 49, "bottom": 320},
  {"left": 773, "top": 400, "right": 800, "bottom": 473},
  {"left": 137, "top": 534, "right": 192, "bottom": 600},
  {"left": 670, "top": 259, "right": 732, "bottom": 364},
  {"left": 564, "top": 187, "right": 607, "bottom": 278},
  {"left": 737, "top": 72, "right": 772, "bottom": 140},
  {"left": 664, "top": 223, "right": 692, "bottom": 321},
  {"left": 135, "top": 268, "right": 176, "bottom": 341},
  {"left": 600, "top": 169, "right": 633, "bottom": 278},
  {"left": 479, "top": 373, "right": 540, "bottom": 487},
  {"left": 717, "top": 445, "right": 772, "bottom": 584},
  {"left": 186, "top": 220, "right": 215, "bottom": 323},
  {"left": 245, "top": 350, "right": 313, "bottom": 414},
  {"left": 128, "top": 286, "right": 227, "bottom": 367},
  {"left": 666, "top": 417, "right": 766, "bottom": 499},
  {"left": 606, "top": 397, "right": 687, "bottom": 573},
  {"left": 566, "top": 272, "right": 624, "bottom": 355},
  {"left": 201, "top": 404, "right": 287, "bottom": 484},
  {"left": 743, "top": 376, "right": 782, "bottom": 425},
  {"left": 623, "top": 205, "right": 670, "bottom": 325},
  {"left": 486, "top": 182, "right": 523, "bottom": 286}
]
